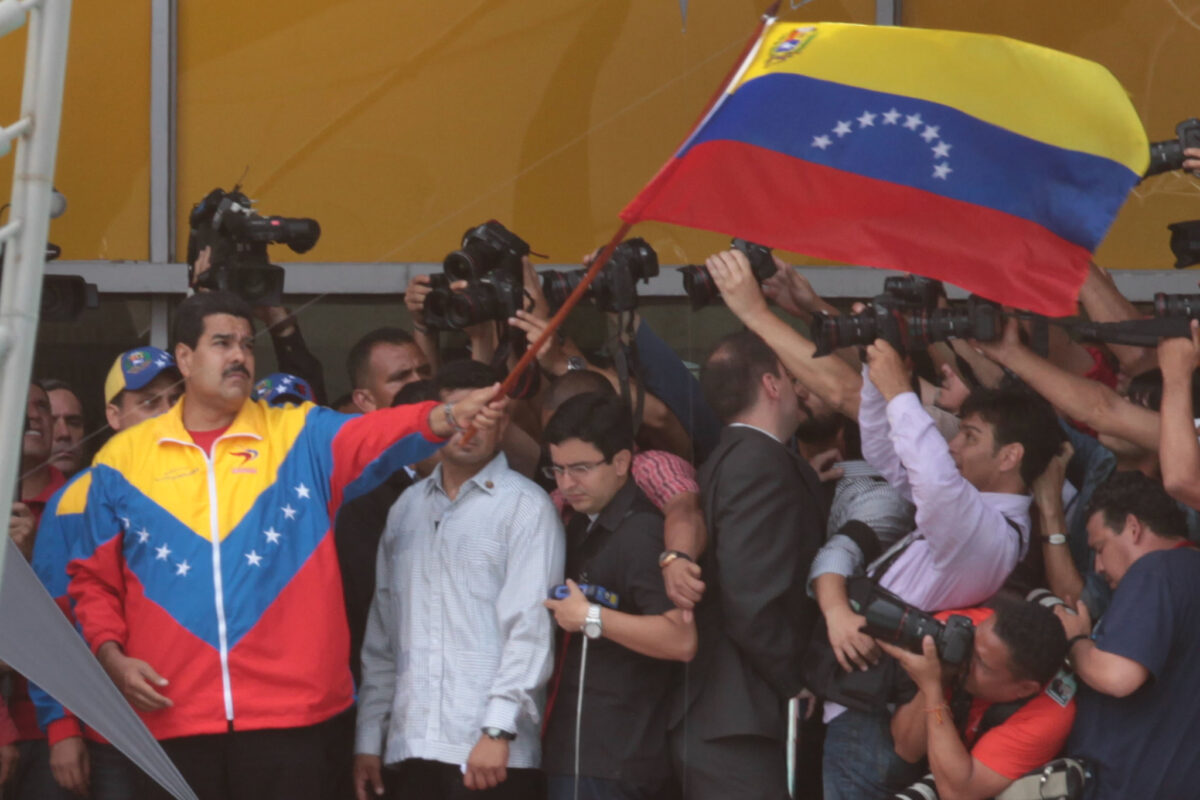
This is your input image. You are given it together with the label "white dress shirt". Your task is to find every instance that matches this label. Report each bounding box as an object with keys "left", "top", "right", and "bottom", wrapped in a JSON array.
[{"left": 355, "top": 452, "right": 565, "bottom": 769}]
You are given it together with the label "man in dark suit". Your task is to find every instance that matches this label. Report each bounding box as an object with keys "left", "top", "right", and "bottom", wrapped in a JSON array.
[{"left": 670, "top": 330, "right": 825, "bottom": 800}]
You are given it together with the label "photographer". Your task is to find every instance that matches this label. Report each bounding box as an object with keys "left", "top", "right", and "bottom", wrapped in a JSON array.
[
  {"left": 815, "top": 337, "right": 1062, "bottom": 800},
  {"left": 880, "top": 596, "right": 1073, "bottom": 800},
  {"left": 1155, "top": 319, "right": 1200, "bottom": 510},
  {"left": 1058, "top": 471, "right": 1200, "bottom": 800}
]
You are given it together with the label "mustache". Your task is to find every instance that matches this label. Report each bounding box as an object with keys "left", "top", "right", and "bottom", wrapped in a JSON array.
[{"left": 223, "top": 364, "right": 250, "bottom": 378}]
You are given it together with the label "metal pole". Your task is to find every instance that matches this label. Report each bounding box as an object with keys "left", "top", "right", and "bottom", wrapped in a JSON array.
[
  {"left": 149, "top": 0, "right": 176, "bottom": 263},
  {"left": 0, "top": 0, "right": 73, "bottom": 578}
]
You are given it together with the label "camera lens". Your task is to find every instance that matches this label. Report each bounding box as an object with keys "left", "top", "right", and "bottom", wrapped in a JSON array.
[
  {"left": 1146, "top": 139, "right": 1185, "bottom": 178},
  {"left": 541, "top": 269, "right": 585, "bottom": 311},
  {"left": 811, "top": 311, "right": 880, "bottom": 356},
  {"left": 447, "top": 283, "right": 499, "bottom": 328},
  {"left": 679, "top": 265, "right": 719, "bottom": 310},
  {"left": 1155, "top": 292, "right": 1200, "bottom": 319},
  {"left": 276, "top": 218, "right": 321, "bottom": 253}
]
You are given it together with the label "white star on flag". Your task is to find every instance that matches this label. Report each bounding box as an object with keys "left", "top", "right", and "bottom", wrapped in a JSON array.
[
  {"left": 933, "top": 163, "right": 953, "bottom": 180},
  {"left": 175, "top": 560, "right": 190, "bottom": 576},
  {"left": 882, "top": 108, "right": 901, "bottom": 125},
  {"left": 264, "top": 527, "right": 282, "bottom": 545},
  {"left": 857, "top": 111, "right": 876, "bottom": 128},
  {"left": 921, "top": 125, "right": 941, "bottom": 143},
  {"left": 245, "top": 551, "right": 263, "bottom": 567},
  {"left": 833, "top": 120, "right": 853, "bottom": 137},
  {"left": 156, "top": 544, "right": 171, "bottom": 561},
  {"left": 812, "top": 134, "right": 832, "bottom": 150},
  {"left": 282, "top": 504, "right": 297, "bottom": 520},
  {"left": 136, "top": 528, "right": 151, "bottom": 544},
  {"left": 932, "top": 141, "right": 952, "bottom": 159},
  {"left": 294, "top": 483, "right": 310, "bottom": 500},
  {"left": 903, "top": 113, "right": 923, "bottom": 131}
]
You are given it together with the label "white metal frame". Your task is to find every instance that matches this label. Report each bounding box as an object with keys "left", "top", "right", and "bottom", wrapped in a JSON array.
[{"left": 0, "top": 0, "right": 73, "bottom": 576}]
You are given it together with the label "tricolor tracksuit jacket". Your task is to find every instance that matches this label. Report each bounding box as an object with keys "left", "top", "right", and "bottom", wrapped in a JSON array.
[{"left": 63, "top": 397, "right": 444, "bottom": 740}]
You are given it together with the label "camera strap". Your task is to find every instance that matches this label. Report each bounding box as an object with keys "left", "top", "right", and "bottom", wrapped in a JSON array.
[{"left": 612, "top": 311, "right": 646, "bottom": 436}]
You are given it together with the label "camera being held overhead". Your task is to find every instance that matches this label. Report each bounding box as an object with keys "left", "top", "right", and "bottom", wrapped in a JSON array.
[
  {"left": 421, "top": 220, "right": 531, "bottom": 332},
  {"left": 541, "top": 237, "right": 659, "bottom": 314},
  {"left": 186, "top": 186, "right": 321, "bottom": 307},
  {"left": 810, "top": 274, "right": 1003, "bottom": 356},
  {"left": 679, "top": 237, "right": 776, "bottom": 310},
  {"left": 1143, "top": 117, "right": 1200, "bottom": 178}
]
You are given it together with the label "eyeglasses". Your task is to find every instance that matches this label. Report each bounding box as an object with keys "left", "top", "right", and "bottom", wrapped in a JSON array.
[{"left": 541, "top": 459, "right": 608, "bottom": 480}]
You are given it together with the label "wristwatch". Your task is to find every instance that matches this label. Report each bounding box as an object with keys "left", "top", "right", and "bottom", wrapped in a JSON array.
[
  {"left": 583, "top": 603, "right": 604, "bottom": 639},
  {"left": 565, "top": 356, "right": 587, "bottom": 372},
  {"left": 658, "top": 550, "right": 694, "bottom": 568},
  {"left": 1042, "top": 533, "right": 1068, "bottom": 546},
  {"left": 481, "top": 727, "right": 516, "bottom": 741}
]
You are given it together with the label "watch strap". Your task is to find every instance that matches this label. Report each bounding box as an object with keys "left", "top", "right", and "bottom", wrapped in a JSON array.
[
  {"left": 481, "top": 726, "right": 516, "bottom": 741},
  {"left": 658, "top": 550, "right": 694, "bottom": 568},
  {"left": 1042, "top": 533, "right": 1068, "bottom": 545}
]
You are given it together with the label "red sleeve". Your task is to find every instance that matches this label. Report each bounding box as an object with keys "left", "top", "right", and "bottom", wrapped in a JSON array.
[
  {"left": 67, "top": 535, "right": 129, "bottom": 655},
  {"left": 971, "top": 694, "right": 1076, "bottom": 780},
  {"left": 0, "top": 700, "right": 17, "bottom": 747},
  {"left": 326, "top": 401, "right": 446, "bottom": 510},
  {"left": 630, "top": 450, "right": 699, "bottom": 511},
  {"left": 46, "top": 716, "right": 83, "bottom": 746}
]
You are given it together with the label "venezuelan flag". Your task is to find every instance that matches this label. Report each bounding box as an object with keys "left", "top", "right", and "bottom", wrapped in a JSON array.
[{"left": 621, "top": 22, "right": 1148, "bottom": 316}]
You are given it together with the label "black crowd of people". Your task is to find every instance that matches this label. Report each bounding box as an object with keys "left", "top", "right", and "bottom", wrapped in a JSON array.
[{"left": 3, "top": 231, "right": 1200, "bottom": 800}]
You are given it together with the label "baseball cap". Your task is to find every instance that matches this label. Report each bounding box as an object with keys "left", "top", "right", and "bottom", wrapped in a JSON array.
[
  {"left": 105, "top": 347, "right": 178, "bottom": 405},
  {"left": 252, "top": 373, "right": 316, "bottom": 407}
]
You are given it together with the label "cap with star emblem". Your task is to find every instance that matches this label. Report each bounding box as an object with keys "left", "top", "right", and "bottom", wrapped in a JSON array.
[
  {"left": 105, "top": 347, "right": 178, "bottom": 405},
  {"left": 252, "top": 373, "right": 316, "bottom": 407}
]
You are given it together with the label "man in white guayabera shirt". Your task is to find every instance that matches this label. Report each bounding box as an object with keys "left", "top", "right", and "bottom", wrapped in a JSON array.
[{"left": 354, "top": 359, "right": 564, "bottom": 800}]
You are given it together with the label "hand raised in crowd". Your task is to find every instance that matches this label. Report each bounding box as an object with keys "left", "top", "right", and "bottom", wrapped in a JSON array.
[
  {"left": 543, "top": 578, "right": 590, "bottom": 632},
  {"left": 761, "top": 257, "right": 819, "bottom": 318},
  {"left": 191, "top": 245, "right": 212, "bottom": 289},
  {"left": 96, "top": 643, "right": 172, "bottom": 712},
  {"left": 934, "top": 363, "right": 970, "bottom": 413},
  {"left": 705, "top": 248, "right": 769, "bottom": 321},
  {"left": 507, "top": 310, "right": 570, "bottom": 375},
  {"left": 662, "top": 557, "right": 705, "bottom": 619},
  {"left": 864, "top": 339, "right": 912, "bottom": 401},
  {"left": 49, "top": 735, "right": 89, "bottom": 796},
  {"left": 825, "top": 604, "right": 880, "bottom": 672},
  {"left": 1156, "top": 318, "right": 1200, "bottom": 378},
  {"left": 9, "top": 503, "right": 35, "bottom": 561},
  {"left": 352, "top": 754, "right": 385, "bottom": 800},
  {"left": 522, "top": 255, "right": 551, "bottom": 319},
  {"left": 808, "top": 448, "right": 845, "bottom": 484},
  {"left": 1032, "top": 441, "right": 1074, "bottom": 510},
  {"left": 463, "top": 734, "right": 509, "bottom": 790},
  {"left": 1183, "top": 146, "right": 1200, "bottom": 173},
  {"left": 972, "top": 315, "right": 1022, "bottom": 364},
  {"left": 877, "top": 636, "right": 943, "bottom": 696},
  {"left": 0, "top": 742, "right": 16, "bottom": 787},
  {"left": 403, "top": 274, "right": 434, "bottom": 320}
]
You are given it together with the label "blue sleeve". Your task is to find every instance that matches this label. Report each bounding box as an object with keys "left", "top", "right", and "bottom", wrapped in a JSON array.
[
  {"left": 1092, "top": 555, "right": 1173, "bottom": 679},
  {"left": 635, "top": 320, "right": 722, "bottom": 461}
]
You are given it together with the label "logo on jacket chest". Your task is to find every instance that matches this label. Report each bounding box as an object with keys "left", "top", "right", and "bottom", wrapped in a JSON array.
[{"left": 230, "top": 449, "right": 260, "bottom": 475}]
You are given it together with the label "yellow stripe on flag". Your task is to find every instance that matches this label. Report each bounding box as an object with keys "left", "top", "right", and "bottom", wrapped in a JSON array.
[{"left": 737, "top": 22, "right": 1148, "bottom": 174}]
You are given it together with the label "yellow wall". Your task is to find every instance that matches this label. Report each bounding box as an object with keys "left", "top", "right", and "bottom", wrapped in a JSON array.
[
  {"left": 4, "top": 2, "right": 1195, "bottom": 271},
  {"left": 0, "top": 2, "right": 151, "bottom": 260}
]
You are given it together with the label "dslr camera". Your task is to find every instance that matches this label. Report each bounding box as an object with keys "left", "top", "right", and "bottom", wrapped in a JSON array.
[
  {"left": 541, "top": 237, "right": 659, "bottom": 314},
  {"left": 811, "top": 275, "right": 1002, "bottom": 356},
  {"left": 186, "top": 187, "right": 321, "bottom": 307},
  {"left": 1145, "top": 118, "right": 1200, "bottom": 178},
  {"left": 423, "top": 220, "right": 529, "bottom": 331},
  {"left": 678, "top": 238, "right": 777, "bottom": 310},
  {"left": 851, "top": 582, "right": 975, "bottom": 666}
]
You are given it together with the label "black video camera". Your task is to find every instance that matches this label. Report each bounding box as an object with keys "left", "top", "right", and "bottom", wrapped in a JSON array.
[
  {"left": 423, "top": 220, "right": 530, "bottom": 332},
  {"left": 1145, "top": 118, "right": 1200, "bottom": 178},
  {"left": 810, "top": 275, "right": 1002, "bottom": 356},
  {"left": 541, "top": 237, "right": 659, "bottom": 314},
  {"left": 186, "top": 187, "right": 321, "bottom": 307},
  {"left": 852, "top": 582, "right": 975, "bottom": 666},
  {"left": 678, "top": 238, "right": 777, "bottom": 310}
]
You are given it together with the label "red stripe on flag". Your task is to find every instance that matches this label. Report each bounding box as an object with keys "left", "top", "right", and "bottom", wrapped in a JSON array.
[{"left": 622, "top": 139, "right": 1090, "bottom": 316}]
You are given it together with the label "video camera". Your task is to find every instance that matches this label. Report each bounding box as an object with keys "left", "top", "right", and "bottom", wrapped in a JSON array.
[
  {"left": 811, "top": 275, "right": 1003, "bottom": 356},
  {"left": 186, "top": 187, "right": 321, "bottom": 307},
  {"left": 541, "top": 237, "right": 659, "bottom": 314},
  {"left": 422, "top": 220, "right": 529, "bottom": 332},
  {"left": 1144, "top": 118, "right": 1200, "bottom": 178},
  {"left": 851, "top": 582, "right": 975, "bottom": 666},
  {"left": 678, "top": 238, "right": 777, "bottom": 310}
]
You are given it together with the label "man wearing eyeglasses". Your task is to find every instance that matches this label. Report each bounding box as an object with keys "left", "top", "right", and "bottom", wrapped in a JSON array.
[
  {"left": 542, "top": 392, "right": 697, "bottom": 800},
  {"left": 354, "top": 359, "right": 564, "bottom": 800}
]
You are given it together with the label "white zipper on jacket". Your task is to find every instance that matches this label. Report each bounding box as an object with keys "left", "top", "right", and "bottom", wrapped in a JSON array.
[{"left": 160, "top": 432, "right": 260, "bottom": 722}]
